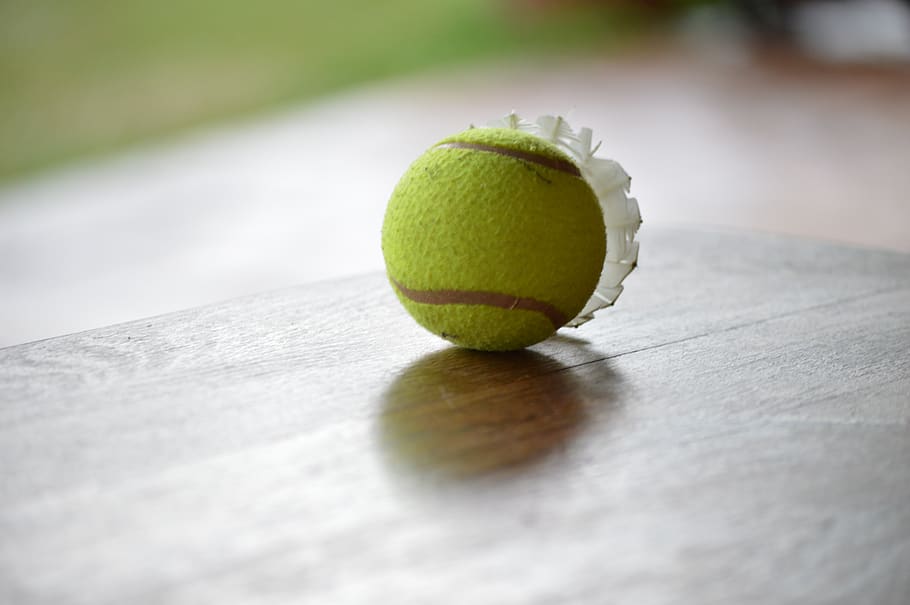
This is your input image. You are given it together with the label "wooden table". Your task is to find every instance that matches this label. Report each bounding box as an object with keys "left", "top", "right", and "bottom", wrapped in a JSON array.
[{"left": 2, "top": 227, "right": 909, "bottom": 604}]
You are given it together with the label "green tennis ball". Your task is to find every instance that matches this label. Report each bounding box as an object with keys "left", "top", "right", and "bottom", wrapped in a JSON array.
[{"left": 382, "top": 127, "right": 606, "bottom": 351}]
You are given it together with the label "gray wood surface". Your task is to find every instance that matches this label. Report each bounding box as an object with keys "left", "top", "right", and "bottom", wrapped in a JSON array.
[{"left": 1, "top": 227, "right": 909, "bottom": 605}]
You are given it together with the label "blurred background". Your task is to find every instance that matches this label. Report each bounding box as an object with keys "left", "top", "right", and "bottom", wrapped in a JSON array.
[{"left": 1, "top": 0, "right": 909, "bottom": 347}]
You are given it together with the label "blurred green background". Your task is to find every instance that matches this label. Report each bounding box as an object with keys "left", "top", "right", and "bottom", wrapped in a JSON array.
[{"left": 0, "top": 0, "right": 690, "bottom": 182}]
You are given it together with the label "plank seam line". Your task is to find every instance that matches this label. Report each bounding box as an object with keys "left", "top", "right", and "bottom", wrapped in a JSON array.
[{"left": 564, "top": 285, "right": 908, "bottom": 370}]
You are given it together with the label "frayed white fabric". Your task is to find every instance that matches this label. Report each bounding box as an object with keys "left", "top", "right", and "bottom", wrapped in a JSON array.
[{"left": 487, "top": 112, "right": 641, "bottom": 327}]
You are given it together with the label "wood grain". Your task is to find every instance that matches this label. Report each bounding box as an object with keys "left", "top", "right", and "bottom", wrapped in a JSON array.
[{"left": 1, "top": 227, "right": 909, "bottom": 604}]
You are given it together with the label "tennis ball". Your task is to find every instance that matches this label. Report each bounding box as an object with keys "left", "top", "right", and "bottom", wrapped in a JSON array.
[{"left": 382, "top": 127, "right": 605, "bottom": 351}]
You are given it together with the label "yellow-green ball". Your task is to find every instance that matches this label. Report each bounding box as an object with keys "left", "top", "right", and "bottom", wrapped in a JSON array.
[{"left": 382, "top": 127, "right": 606, "bottom": 351}]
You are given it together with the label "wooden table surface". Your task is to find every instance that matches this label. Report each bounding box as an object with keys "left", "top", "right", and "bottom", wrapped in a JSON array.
[{"left": 2, "top": 227, "right": 909, "bottom": 604}]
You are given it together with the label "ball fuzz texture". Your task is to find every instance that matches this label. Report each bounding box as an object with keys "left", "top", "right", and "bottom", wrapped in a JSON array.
[{"left": 382, "top": 127, "right": 606, "bottom": 351}]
